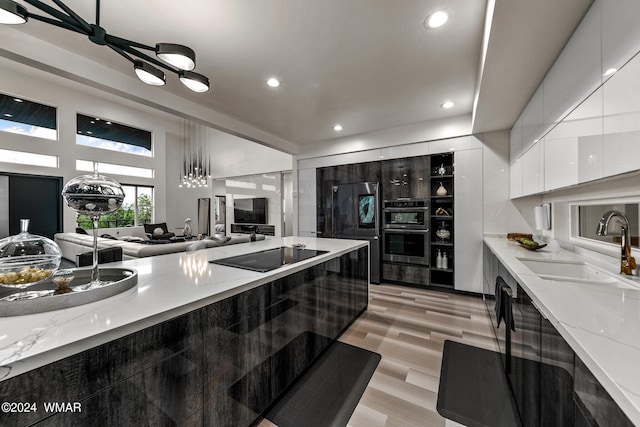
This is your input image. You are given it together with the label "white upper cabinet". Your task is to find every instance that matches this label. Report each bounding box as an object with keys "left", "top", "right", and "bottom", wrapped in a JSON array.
[
  {"left": 522, "top": 85, "right": 545, "bottom": 153},
  {"left": 510, "top": 115, "right": 523, "bottom": 164},
  {"left": 510, "top": 157, "right": 523, "bottom": 199},
  {"left": 542, "top": 2, "right": 601, "bottom": 131},
  {"left": 602, "top": 0, "right": 640, "bottom": 82},
  {"left": 577, "top": 87, "right": 603, "bottom": 183},
  {"left": 544, "top": 115, "right": 579, "bottom": 191},
  {"left": 603, "top": 53, "right": 640, "bottom": 176},
  {"left": 522, "top": 141, "right": 544, "bottom": 196},
  {"left": 510, "top": 0, "right": 640, "bottom": 198}
]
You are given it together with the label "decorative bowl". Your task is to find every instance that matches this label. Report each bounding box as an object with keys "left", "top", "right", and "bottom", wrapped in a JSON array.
[
  {"left": 435, "top": 229, "right": 451, "bottom": 240},
  {"left": 0, "top": 219, "right": 61, "bottom": 288}
]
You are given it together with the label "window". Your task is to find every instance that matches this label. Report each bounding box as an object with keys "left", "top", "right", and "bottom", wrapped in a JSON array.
[
  {"left": 0, "top": 148, "right": 58, "bottom": 168},
  {"left": 76, "top": 114, "right": 152, "bottom": 157},
  {"left": 572, "top": 200, "right": 640, "bottom": 250},
  {"left": 0, "top": 93, "right": 57, "bottom": 140},
  {"left": 77, "top": 185, "right": 153, "bottom": 229},
  {"left": 76, "top": 160, "right": 153, "bottom": 178}
]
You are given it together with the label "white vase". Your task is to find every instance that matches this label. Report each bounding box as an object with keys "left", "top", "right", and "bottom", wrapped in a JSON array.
[
  {"left": 183, "top": 218, "right": 192, "bottom": 237},
  {"left": 436, "top": 182, "right": 448, "bottom": 196}
]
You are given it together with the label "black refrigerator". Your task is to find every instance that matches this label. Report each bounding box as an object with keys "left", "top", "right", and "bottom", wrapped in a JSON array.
[{"left": 331, "top": 182, "right": 381, "bottom": 284}]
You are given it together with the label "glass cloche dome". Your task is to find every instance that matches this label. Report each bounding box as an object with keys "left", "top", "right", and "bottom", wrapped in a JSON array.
[{"left": 0, "top": 219, "right": 62, "bottom": 288}]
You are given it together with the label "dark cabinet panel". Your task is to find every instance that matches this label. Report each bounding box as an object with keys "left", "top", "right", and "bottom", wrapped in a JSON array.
[
  {"left": 382, "top": 262, "right": 429, "bottom": 286},
  {"left": 574, "top": 356, "right": 634, "bottom": 427},
  {"left": 408, "top": 156, "right": 430, "bottom": 199},
  {"left": 381, "top": 158, "right": 410, "bottom": 200},
  {"left": 355, "top": 161, "right": 382, "bottom": 185}
]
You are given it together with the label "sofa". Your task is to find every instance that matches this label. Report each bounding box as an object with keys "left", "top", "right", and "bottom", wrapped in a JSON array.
[{"left": 55, "top": 226, "right": 265, "bottom": 261}]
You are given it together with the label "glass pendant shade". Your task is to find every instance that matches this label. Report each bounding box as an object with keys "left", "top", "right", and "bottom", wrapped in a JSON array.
[
  {"left": 61, "top": 171, "right": 125, "bottom": 216},
  {"left": 0, "top": 0, "right": 27, "bottom": 24},
  {"left": 156, "top": 43, "right": 195, "bottom": 71},
  {"left": 134, "top": 61, "right": 166, "bottom": 86},
  {"left": 179, "top": 71, "right": 210, "bottom": 93}
]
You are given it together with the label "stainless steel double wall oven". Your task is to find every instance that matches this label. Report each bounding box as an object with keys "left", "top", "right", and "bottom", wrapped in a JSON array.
[{"left": 382, "top": 199, "right": 429, "bottom": 265}]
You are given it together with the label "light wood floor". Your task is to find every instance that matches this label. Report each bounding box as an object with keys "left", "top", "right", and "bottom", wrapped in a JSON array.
[{"left": 259, "top": 283, "right": 498, "bottom": 427}]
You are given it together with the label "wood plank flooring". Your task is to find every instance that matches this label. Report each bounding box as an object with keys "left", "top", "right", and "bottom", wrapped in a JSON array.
[{"left": 258, "top": 283, "right": 497, "bottom": 427}]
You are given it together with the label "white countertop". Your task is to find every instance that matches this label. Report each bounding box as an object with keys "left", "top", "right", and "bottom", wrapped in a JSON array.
[
  {"left": 0, "top": 237, "right": 367, "bottom": 382},
  {"left": 484, "top": 236, "right": 640, "bottom": 425}
]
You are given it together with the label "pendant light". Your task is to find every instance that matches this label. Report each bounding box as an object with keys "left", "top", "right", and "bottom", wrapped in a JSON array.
[{"left": 0, "top": 0, "right": 210, "bottom": 93}]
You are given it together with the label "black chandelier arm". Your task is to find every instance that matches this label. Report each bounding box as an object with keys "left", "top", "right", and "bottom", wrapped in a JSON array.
[
  {"left": 105, "top": 34, "right": 155, "bottom": 52},
  {"left": 22, "top": 0, "right": 87, "bottom": 32},
  {"left": 50, "top": 0, "right": 92, "bottom": 33},
  {"left": 107, "top": 44, "right": 136, "bottom": 64},
  {"left": 27, "top": 13, "right": 86, "bottom": 34},
  {"left": 115, "top": 43, "right": 179, "bottom": 74}
]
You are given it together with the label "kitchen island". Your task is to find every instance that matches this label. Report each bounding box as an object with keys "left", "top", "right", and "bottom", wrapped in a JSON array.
[{"left": 0, "top": 236, "right": 369, "bottom": 427}]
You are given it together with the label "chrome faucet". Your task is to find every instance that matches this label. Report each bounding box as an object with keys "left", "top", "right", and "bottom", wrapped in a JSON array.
[{"left": 596, "top": 210, "right": 637, "bottom": 275}]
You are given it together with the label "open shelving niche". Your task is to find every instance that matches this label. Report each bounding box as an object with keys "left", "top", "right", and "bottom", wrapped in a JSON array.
[{"left": 429, "top": 153, "right": 454, "bottom": 289}]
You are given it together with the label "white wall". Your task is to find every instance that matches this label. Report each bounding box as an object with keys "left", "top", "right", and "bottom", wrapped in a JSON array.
[
  {"left": 0, "top": 57, "right": 175, "bottom": 233},
  {"left": 0, "top": 57, "right": 293, "bottom": 236},
  {"left": 480, "top": 130, "right": 541, "bottom": 235}
]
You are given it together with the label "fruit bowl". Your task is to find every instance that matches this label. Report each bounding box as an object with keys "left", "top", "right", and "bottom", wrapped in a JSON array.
[
  {"left": 517, "top": 237, "right": 547, "bottom": 251},
  {"left": 0, "top": 219, "right": 61, "bottom": 289}
]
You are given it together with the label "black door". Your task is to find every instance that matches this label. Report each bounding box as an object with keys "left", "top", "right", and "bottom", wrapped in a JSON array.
[{"left": 7, "top": 174, "right": 63, "bottom": 239}]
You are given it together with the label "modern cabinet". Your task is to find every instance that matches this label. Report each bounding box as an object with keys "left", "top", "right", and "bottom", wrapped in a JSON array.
[
  {"left": 522, "top": 85, "right": 545, "bottom": 153},
  {"left": 381, "top": 158, "right": 411, "bottom": 200},
  {"left": 542, "top": 1, "right": 601, "bottom": 131},
  {"left": 483, "top": 243, "right": 634, "bottom": 426},
  {"left": 509, "top": 157, "right": 523, "bottom": 199},
  {"left": 521, "top": 142, "right": 544, "bottom": 196},
  {"left": 510, "top": 1, "right": 640, "bottom": 198},
  {"left": 603, "top": 51, "right": 640, "bottom": 177}
]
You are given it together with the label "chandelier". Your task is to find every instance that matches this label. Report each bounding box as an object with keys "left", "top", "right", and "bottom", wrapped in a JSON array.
[
  {"left": 0, "top": 0, "right": 210, "bottom": 92},
  {"left": 180, "top": 120, "right": 212, "bottom": 188}
]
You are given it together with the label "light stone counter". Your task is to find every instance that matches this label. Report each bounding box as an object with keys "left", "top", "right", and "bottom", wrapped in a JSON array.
[
  {"left": 484, "top": 236, "right": 640, "bottom": 425},
  {"left": 0, "top": 236, "right": 367, "bottom": 382}
]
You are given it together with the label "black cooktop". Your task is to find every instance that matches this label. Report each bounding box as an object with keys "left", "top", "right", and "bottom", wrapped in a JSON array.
[{"left": 210, "top": 246, "right": 328, "bottom": 272}]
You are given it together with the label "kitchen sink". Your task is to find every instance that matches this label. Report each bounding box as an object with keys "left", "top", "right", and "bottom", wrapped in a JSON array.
[{"left": 517, "top": 258, "right": 637, "bottom": 289}]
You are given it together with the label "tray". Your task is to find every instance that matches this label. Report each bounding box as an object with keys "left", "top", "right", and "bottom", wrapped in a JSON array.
[{"left": 0, "top": 268, "right": 137, "bottom": 317}]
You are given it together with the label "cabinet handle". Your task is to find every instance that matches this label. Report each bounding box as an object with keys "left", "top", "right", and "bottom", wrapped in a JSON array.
[{"left": 531, "top": 300, "right": 547, "bottom": 320}]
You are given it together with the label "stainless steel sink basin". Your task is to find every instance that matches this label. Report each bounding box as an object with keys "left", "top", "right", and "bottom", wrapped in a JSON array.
[{"left": 517, "top": 258, "right": 637, "bottom": 289}]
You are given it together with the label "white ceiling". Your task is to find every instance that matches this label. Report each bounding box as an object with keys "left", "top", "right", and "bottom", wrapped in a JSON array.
[{"left": 2, "top": 0, "right": 593, "bottom": 153}]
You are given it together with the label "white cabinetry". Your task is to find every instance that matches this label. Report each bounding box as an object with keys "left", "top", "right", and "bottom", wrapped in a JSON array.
[
  {"left": 510, "top": 157, "right": 523, "bottom": 199},
  {"left": 522, "top": 85, "right": 545, "bottom": 152},
  {"left": 522, "top": 141, "right": 544, "bottom": 196},
  {"left": 297, "top": 168, "right": 317, "bottom": 237},
  {"left": 542, "top": 2, "right": 601, "bottom": 130},
  {"left": 603, "top": 53, "right": 640, "bottom": 176},
  {"left": 510, "top": 116, "right": 523, "bottom": 163},
  {"left": 509, "top": 0, "right": 640, "bottom": 198},
  {"left": 602, "top": 0, "right": 640, "bottom": 79},
  {"left": 454, "top": 148, "right": 483, "bottom": 293}
]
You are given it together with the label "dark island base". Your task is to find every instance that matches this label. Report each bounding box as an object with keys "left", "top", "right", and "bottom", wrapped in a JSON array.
[{"left": 0, "top": 246, "right": 368, "bottom": 427}]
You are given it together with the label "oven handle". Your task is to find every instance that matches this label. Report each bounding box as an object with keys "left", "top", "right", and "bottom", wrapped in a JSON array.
[
  {"left": 383, "top": 207, "right": 429, "bottom": 212},
  {"left": 382, "top": 229, "right": 429, "bottom": 234}
]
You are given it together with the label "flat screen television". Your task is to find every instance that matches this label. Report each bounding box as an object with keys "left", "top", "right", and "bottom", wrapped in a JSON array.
[{"left": 234, "top": 197, "right": 268, "bottom": 224}]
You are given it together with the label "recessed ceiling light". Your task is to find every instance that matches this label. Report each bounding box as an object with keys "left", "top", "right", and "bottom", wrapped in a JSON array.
[
  {"left": 13, "top": 98, "right": 22, "bottom": 103},
  {"left": 266, "top": 78, "right": 281, "bottom": 88},
  {"left": 603, "top": 68, "right": 617, "bottom": 76},
  {"left": 333, "top": 124, "right": 343, "bottom": 131},
  {"left": 441, "top": 101, "right": 455, "bottom": 109},
  {"left": 425, "top": 10, "right": 449, "bottom": 29}
]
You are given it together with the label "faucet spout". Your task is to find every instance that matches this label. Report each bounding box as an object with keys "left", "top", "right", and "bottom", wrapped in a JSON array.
[{"left": 596, "top": 210, "right": 637, "bottom": 275}]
